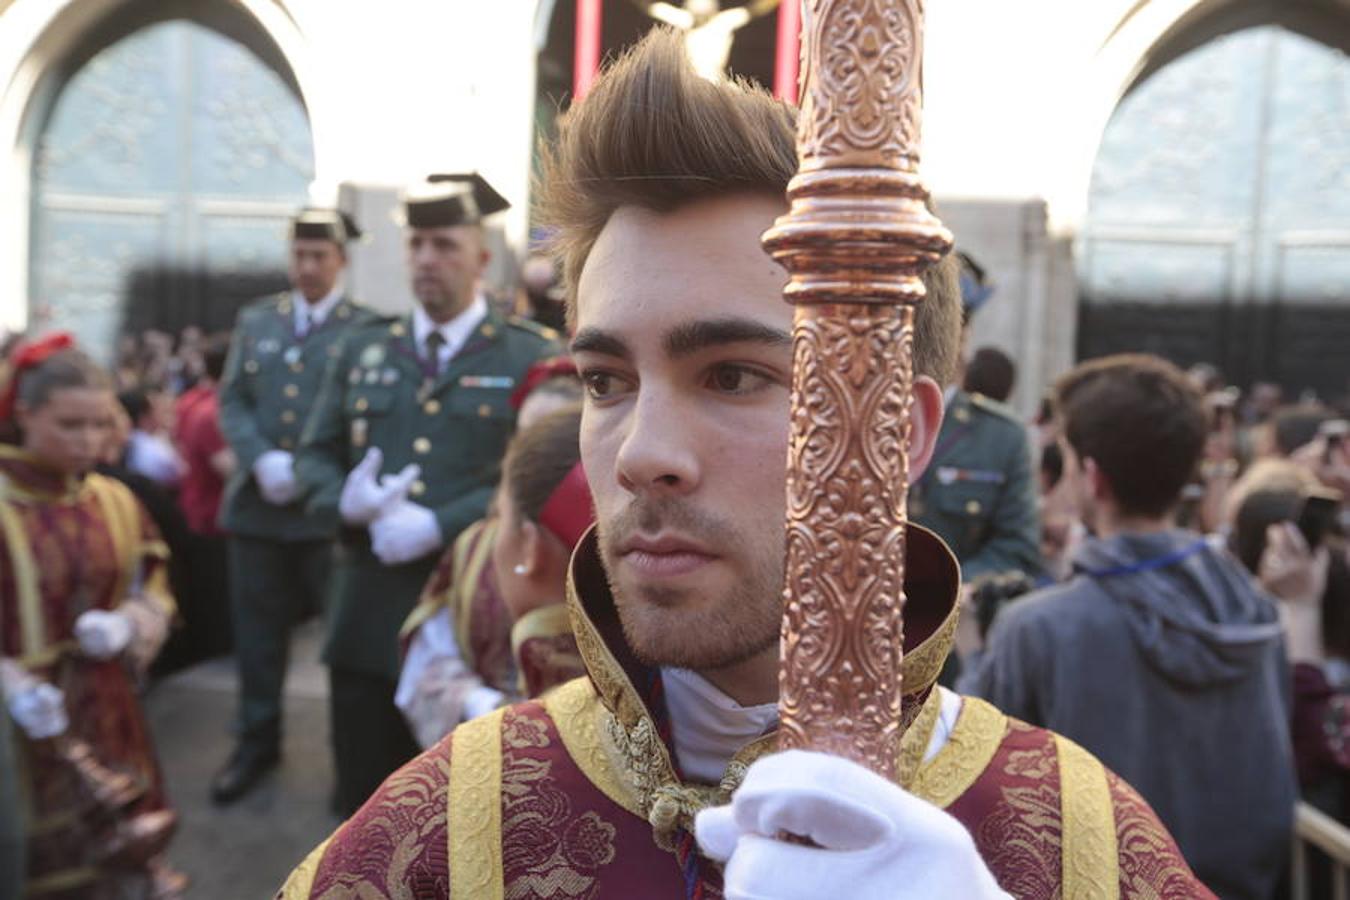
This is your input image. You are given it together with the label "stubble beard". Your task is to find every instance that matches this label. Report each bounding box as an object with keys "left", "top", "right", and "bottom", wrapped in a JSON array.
[{"left": 596, "top": 498, "right": 784, "bottom": 672}]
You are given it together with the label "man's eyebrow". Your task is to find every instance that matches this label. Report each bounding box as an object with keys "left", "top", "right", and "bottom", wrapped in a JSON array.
[
  {"left": 570, "top": 328, "right": 631, "bottom": 360},
  {"left": 663, "top": 318, "right": 791, "bottom": 358}
]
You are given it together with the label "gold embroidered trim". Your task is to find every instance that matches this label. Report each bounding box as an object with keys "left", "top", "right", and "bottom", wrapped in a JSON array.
[
  {"left": 275, "top": 836, "right": 333, "bottom": 899},
  {"left": 911, "top": 696, "right": 1007, "bottom": 809},
  {"left": 1056, "top": 734, "right": 1120, "bottom": 900},
  {"left": 544, "top": 677, "right": 643, "bottom": 817},
  {"left": 510, "top": 602, "right": 572, "bottom": 658},
  {"left": 455, "top": 518, "right": 498, "bottom": 670},
  {"left": 0, "top": 475, "right": 45, "bottom": 659},
  {"left": 448, "top": 706, "right": 507, "bottom": 900},
  {"left": 898, "top": 688, "right": 943, "bottom": 789},
  {"left": 88, "top": 475, "right": 139, "bottom": 602}
]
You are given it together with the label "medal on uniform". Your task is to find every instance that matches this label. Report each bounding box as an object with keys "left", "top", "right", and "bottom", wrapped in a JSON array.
[
  {"left": 283, "top": 346, "right": 302, "bottom": 367},
  {"left": 348, "top": 368, "right": 362, "bottom": 386},
  {"left": 365, "top": 370, "right": 380, "bottom": 385},
  {"left": 360, "top": 345, "right": 386, "bottom": 369},
  {"left": 257, "top": 338, "right": 281, "bottom": 355},
  {"left": 351, "top": 418, "right": 368, "bottom": 448},
  {"left": 381, "top": 368, "right": 399, "bottom": 386}
]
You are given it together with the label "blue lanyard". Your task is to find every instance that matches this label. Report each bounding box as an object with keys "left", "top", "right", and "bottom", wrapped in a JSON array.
[{"left": 1080, "top": 538, "right": 1210, "bottom": 579}]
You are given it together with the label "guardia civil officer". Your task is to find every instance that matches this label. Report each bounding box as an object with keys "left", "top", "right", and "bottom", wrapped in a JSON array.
[
  {"left": 911, "top": 251, "right": 1042, "bottom": 582},
  {"left": 212, "top": 209, "right": 377, "bottom": 804},
  {"left": 295, "top": 175, "right": 561, "bottom": 815}
]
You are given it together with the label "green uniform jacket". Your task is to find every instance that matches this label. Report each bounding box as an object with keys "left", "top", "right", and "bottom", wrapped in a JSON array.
[
  {"left": 296, "top": 309, "right": 560, "bottom": 677},
  {"left": 911, "top": 389, "right": 1042, "bottom": 582},
  {"left": 219, "top": 293, "right": 378, "bottom": 541}
]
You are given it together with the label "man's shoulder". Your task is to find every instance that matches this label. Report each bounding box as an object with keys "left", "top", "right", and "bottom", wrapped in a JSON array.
[
  {"left": 990, "top": 578, "right": 1098, "bottom": 633},
  {"left": 237, "top": 293, "right": 288, "bottom": 326},
  {"left": 497, "top": 314, "right": 563, "bottom": 356},
  {"left": 944, "top": 699, "right": 1213, "bottom": 897},
  {"left": 964, "top": 392, "right": 1028, "bottom": 443}
]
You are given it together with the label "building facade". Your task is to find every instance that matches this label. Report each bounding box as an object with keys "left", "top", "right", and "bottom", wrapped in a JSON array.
[{"left": 1, "top": 0, "right": 1346, "bottom": 410}]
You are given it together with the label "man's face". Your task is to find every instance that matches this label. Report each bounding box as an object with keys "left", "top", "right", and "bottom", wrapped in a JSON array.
[
  {"left": 407, "top": 225, "right": 489, "bottom": 322},
  {"left": 572, "top": 195, "right": 794, "bottom": 672},
  {"left": 288, "top": 238, "right": 345, "bottom": 303}
]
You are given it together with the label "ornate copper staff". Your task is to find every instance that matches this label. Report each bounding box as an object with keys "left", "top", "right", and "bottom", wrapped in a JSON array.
[{"left": 767, "top": 0, "right": 952, "bottom": 779}]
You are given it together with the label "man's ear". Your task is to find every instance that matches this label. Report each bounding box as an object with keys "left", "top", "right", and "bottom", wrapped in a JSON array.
[
  {"left": 906, "top": 375, "right": 945, "bottom": 482},
  {"left": 1083, "top": 457, "right": 1112, "bottom": 504}
]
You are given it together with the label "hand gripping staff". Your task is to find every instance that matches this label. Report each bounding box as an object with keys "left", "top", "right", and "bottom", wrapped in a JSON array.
[{"left": 769, "top": 0, "right": 953, "bottom": 779}]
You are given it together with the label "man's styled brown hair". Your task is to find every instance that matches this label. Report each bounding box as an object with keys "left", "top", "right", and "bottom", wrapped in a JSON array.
[
  {"left": 537, "top": 28, "right": 961, "bottom": 385},
  {"left": 1054, "top": 353, "right": 1207, "bottom": 519}
]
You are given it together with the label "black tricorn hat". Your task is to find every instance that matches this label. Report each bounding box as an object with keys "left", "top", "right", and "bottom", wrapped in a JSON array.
[
  {"left": 403, "top": 172, "right": 510, "bottom": 229},
  {"left": 291, "top": 207, "right": 362, "bottom": 243}
]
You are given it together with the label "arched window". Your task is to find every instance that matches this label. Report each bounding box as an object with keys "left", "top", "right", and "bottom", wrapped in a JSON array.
[
  {"left": 1079, "top": 23, "right": 1350, "bottom": 398},
  {"left": 28, "top": 15, "right": 313, "bottom": 361}
]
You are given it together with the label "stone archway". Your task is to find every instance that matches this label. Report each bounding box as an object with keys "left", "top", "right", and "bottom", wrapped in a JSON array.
[
  {"left": 0, "top": 0, "right": 319, "bottom": 343},
  {"left": 1076, "top": 10, "right": 1350, "bottom": 397}
]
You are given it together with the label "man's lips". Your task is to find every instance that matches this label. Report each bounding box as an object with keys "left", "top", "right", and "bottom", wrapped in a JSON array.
[{"left": 618, "top": 534, "right": 717, "bottom": 578}]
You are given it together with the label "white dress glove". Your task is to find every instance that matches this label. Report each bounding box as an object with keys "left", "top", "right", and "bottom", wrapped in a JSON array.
[
  {"left": 253, "top": 449, "right": 299, "bottom": 505},
  {"left": 696, "top": 749, "right": 1011, "bottom": 900},
  {"left": 74, "top": 609, "right": 134, "bottom": 660},
  {"left": 370, "top": 501, "right": 442, "bottom": 565},
  {"left": 339, "top": 448, "right": 421, "bottom": 526},
  {"left": 1, "top": 663, "right": 68, "bottom": 739}
]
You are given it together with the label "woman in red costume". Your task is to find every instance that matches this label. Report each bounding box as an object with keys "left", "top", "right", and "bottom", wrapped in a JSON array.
[{"left": 0, "top": 335, "right": 184, "bottom": 899}]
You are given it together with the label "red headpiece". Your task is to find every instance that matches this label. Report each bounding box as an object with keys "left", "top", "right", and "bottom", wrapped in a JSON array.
[
  {"left": 537, "top": 461, "right": 594, "bottom": 551},
  {"left": 510, "top": 356, "right": 579, "bottom": 410},
  {"left": 0, "top": 332, "right": 76, "bottom": 422}
]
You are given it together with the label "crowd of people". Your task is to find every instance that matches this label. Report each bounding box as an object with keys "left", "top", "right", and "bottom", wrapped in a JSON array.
[{"left": 0, "top": 27, "right": 1347, "bottom": 900}]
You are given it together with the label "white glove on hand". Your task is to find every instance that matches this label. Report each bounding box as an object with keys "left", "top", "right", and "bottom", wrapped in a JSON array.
[
  {"left": 2, "top": 664, "right": 68, "bottom": 740},
  {"left": 74, "top": 609, "right": 135, "bottom": 660},
  {"left": 253, "top": 450, "right": 298, "bottom": 505},
  {"left": 339, "top": 448, "right": 421, "bottom": 526},
  {"left": 370, "top": 501, "right": 442, "bottom": 565},
  {"left": 696, "top": 749, "right": 1011, "bottom": 900}
]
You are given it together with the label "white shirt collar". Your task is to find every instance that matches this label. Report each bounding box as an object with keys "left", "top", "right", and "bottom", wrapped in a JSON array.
[
  {"left": 662, "top": 668, "right": 963, "bottom": 784},
  {"left": 292, "top": 285, "right": 344, "bottom": 333},
  {"left": 412, "top": 295, "right": 488, "bottom": 364},
  {"left": 662, "top": 667, "right": 778, "bottom": 784}
]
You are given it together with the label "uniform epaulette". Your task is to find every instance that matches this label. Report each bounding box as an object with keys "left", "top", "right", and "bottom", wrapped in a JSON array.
[
  {"left": 505, "top": 315, "right": 562, "bottom": 344},
  {"left": 241, "top": 292, "right": 291, "bottom": 317},
  {"left": 969, "top": 391, "right": 1020, "bottom": 422}
]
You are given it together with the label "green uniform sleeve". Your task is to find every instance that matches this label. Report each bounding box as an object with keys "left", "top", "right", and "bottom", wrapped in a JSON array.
[
  {"left": 960, "top": 427, "right": 1043, "bottom": 581},
  {"left": 429, "top": 484, "right": 496, "bottom": 551},
  {"left": 295, "top": 337, "right": 353, "bottom": 517},
  {"left": 217, "top": 316, "right": 273, "bottom": 472}
]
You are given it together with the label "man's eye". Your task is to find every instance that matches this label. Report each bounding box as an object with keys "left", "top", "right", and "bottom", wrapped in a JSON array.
[
  {"left": 706, "top": 365, "right": 771, "bottom": 395},
  {"left": 582, "top": 371, "right": 627, "bottom": 400}
]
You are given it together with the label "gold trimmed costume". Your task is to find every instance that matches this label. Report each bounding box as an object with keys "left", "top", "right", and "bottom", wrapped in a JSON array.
[
  {"left": 280, "top": 526, "right": 1211, "bottom": 899},
  {"left": 0, "top": 446, "right": 177, "bottom": 898}
]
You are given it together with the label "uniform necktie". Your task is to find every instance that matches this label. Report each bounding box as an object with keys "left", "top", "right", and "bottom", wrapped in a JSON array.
[{"left": 425, "top": 331, "right": 446, "bottom": 378}]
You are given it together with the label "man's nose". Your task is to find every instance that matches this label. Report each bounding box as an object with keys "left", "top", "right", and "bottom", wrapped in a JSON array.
[{"left": 614, "top": 388, "right": 700, "bottom": 498}]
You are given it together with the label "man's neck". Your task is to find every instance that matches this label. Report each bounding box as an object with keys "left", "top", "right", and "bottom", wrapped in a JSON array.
[
  {"left": 694, "top": 646, "right": 779, "bottom": 707},
  {"left": 1092, "top": 508, "right": 1173, "bottom": 540}
]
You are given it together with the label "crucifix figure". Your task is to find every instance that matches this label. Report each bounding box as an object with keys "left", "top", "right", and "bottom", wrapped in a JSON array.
[{"left": 632, "top": 0, "right": 781, "bottom": 81}]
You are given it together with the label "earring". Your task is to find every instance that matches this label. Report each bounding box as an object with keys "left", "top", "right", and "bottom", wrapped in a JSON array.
[{"left": 513, "top": 564, "right": 527, "bottom": 576}]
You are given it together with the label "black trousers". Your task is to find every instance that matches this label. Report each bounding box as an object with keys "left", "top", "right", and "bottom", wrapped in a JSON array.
[
  {"left": 228, "top": 536, "right": 332, "bottom": 755},
  {"left": 328, "top": 667, "right": 419, "bottom": 818}
]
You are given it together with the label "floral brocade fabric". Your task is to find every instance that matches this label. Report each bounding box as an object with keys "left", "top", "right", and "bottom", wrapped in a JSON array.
[{"left": 292, "top": 690, "right": 1212, "bottom": 899}]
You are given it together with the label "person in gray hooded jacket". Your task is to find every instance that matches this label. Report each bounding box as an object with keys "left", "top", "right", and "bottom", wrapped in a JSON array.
[{"left": 962, "top": 353, "right": 1295, "bottom": 900}]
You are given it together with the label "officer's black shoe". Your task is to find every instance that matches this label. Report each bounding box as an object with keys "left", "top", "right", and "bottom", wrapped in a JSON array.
[{"left": 209, "top": 746, "right": 280, "bottom": 805}]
